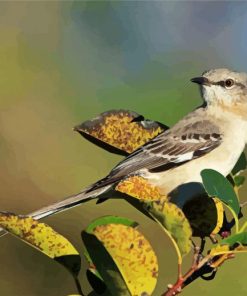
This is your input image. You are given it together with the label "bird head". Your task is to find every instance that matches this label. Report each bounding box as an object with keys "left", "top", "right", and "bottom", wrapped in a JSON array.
[{"left": 191, "top": 68, "right": 247, "bottom": 107}]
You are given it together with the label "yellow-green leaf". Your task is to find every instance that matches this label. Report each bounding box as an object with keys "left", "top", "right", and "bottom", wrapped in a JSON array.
[
  {"left": 147, "top": 201, "right": 192, "bottom": 259},
  {"left": 82, "top": 216, "right": 158, "bottom": 296},
  {"left": 0, "top": 212, "right": 81, "bottom": 276}
]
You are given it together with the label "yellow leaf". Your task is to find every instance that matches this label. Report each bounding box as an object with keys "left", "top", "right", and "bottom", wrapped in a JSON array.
[
  {"left": 210, "top": 244, "right": 230, "bottom": 256},
  {"left": 210, "top": 244, "right": 247, "bottom": 257},
  {"left": 115, "top": 175, "right": 166, "bottom": 201},
  {"left": 74, "top": 110, "right": 165, "bottom": 154},
  {"left": 84, "top": 217, "right": 158, "bottom": 296},
  {"left": 0, "top": 212, "right": 80, "bottom": 275},
  {"left": 211, "top": 198, "right": 224, "bottom": 235}
]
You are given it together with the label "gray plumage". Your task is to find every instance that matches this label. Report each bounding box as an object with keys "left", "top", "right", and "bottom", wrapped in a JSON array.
[{"left": 89, "top": 108, "right": 222, "bottom": 190}]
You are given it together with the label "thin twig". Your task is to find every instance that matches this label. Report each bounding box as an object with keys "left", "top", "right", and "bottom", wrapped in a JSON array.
[{"left": 162, "top": 252, "right": 234, "bottom": 296}]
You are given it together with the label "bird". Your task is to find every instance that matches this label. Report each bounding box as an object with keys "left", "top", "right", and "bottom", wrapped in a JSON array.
[{"left": 7, "top": 68, "right": 247, "bottom": 222}]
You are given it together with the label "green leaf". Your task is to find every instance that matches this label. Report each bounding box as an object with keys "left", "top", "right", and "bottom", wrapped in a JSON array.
[
  {"left": 231, "top": 152, "right": 247, "bottom": 176},
  {"left": 86, "top": 216, "right": 138, "bottom": 234},
  {"left": 82, "top": 216, "right": 158, "bottom": 296},
  {"left": 146, "top": 201, "right": 192, "bottom": 259},
  {"left": 210, "top": 232, "right": 247, "bottom": 256},
  {"left": 0, "top": 212, "right": 81, "bottom": 276},
  {"left": 201, "top": 169, "right": 240, "bottom": 216},
  {"left": 221, "top": 232, "right": 247, "bottom": 246}
]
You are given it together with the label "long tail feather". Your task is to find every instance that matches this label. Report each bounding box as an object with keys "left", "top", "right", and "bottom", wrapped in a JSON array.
[
  {"left": 0, "top": 184, "right": 111, "bottom": 238},
  {"left": 31, "top": 185, "right": 111, "bottom": 220}
]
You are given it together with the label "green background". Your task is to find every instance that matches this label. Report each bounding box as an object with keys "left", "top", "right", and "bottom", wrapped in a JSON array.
[{"left": 0, "top": 1, "right": 246, "bottom": 295}]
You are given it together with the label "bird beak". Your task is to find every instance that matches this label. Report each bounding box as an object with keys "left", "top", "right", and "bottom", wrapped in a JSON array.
[{"left": 190, "top": 77, "right": 210, "bottom": 86}]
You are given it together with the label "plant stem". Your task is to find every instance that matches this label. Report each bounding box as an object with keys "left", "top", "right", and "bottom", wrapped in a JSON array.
[
  {"left": 162, "top": 264, "right": 205, "bottom": 296},
  {"left": 164, "top": 277, "right": 184, "bottom": 296},
  {"left": 162, "top": 252, "right": 234, "bottom": 296},
  {"left": 162, "top": 248, "right": 202, "bottom": 296},
  {"left": 239, "top": 221, "right": 247, "bottom": 232},
  {"left": 178, "top": 263, "right": 182, "bottom": 279}
]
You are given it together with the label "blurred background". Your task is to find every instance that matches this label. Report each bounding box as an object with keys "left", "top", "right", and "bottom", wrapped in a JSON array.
[{"left": 0, "top": 1, "right": 247, "bottom": 295}]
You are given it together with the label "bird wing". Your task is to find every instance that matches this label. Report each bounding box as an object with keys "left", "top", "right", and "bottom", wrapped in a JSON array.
[
  {"left": 89, "top": 113, "right": 223, "bottom": 191},
  {"left": 9, "top": 109, "right": 223, "bottom": 224}
]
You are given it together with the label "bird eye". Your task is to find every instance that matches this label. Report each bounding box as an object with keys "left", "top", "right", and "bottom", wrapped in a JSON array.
[{"left": 225, "top": 79, "right": 235, "bottom": 88}]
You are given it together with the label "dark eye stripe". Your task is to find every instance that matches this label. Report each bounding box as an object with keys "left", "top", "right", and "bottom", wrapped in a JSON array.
[
  {"left": 211, "top": 80, "right": 245, "bottom": 89},
  {"left": 235, "top": 82, "right": 245, "bottom": 89},
  {"left": 212, "top": 81, "right": 225, "bottom": 87}
]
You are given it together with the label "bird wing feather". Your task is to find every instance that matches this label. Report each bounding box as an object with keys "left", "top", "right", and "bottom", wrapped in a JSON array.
[{"left": 88, "top": 111, "right": 223, "bottom": 191}]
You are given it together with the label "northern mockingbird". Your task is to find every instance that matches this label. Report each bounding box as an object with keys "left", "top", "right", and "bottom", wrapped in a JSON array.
[{"left": 8, "top": 68, "right": 247, "bottom": 220}]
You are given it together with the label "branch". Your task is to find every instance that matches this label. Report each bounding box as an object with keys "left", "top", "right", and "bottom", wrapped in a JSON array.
[{"left": 162, "top": 252, "right": 234, "bottom": 296}]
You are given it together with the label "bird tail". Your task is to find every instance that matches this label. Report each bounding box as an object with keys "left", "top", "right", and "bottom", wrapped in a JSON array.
[
  {"left": 0, "top": 183, "right": 112, "bottom": 239},
  {"left": 30, "top": 184, "right": 112, "bottom": 220}
]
